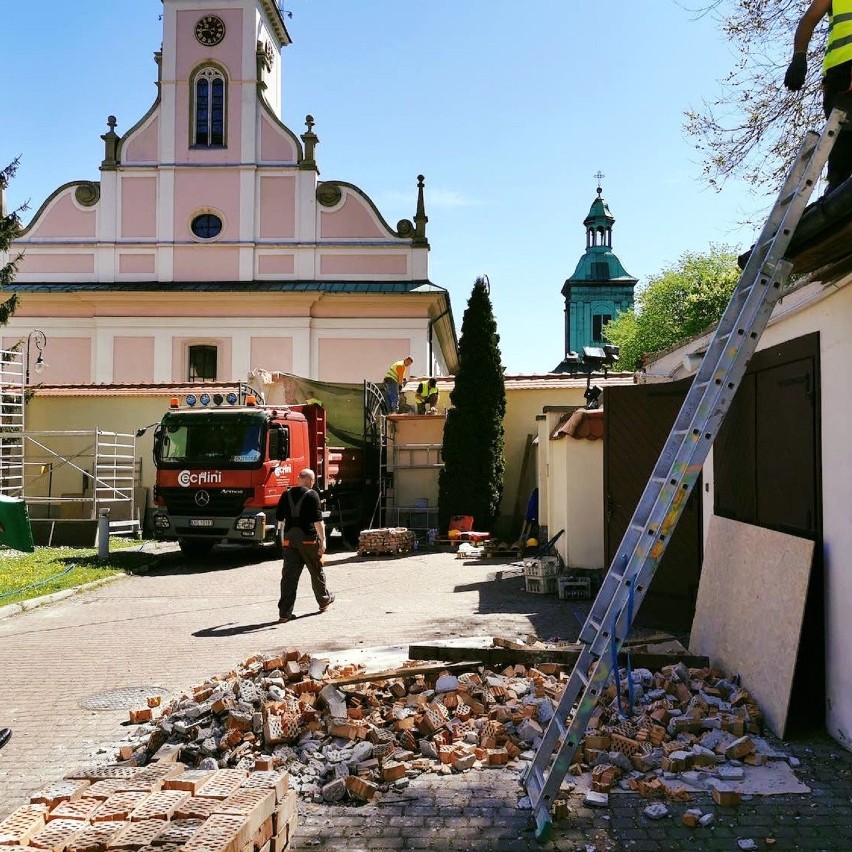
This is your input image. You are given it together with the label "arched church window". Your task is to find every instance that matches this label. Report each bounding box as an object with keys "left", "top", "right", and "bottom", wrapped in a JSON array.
[
  {"left": 193, "top": 67, "right": 226, "bottom": 147},
  {"left": 592, "top": 313, "right": 612, "bottom": 343}
]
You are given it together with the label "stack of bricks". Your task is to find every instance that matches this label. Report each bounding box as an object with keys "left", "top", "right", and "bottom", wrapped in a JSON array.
[
  {"left": 0, "top": 761, "right": 297, "bottom": 852},
  {"left": 357, "top": 528, "right": 415, "bottom": 556}
]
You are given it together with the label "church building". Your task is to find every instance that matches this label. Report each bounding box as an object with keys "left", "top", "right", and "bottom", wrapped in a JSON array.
[
  {"left": 1, "top": 0, "right": 458, "bottom": 387},
  {"left": 555, "top": 181, "right": 636, "bottom": 369}
]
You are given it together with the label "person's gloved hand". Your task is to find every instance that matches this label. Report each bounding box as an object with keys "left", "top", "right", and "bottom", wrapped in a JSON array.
[{"left": 784, "top": 52, "right": 807, "bottom": 91}]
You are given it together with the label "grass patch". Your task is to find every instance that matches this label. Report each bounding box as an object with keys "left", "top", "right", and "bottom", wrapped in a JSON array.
[{"left": 0, "top": 538, "right": 157, "bottom": 607}]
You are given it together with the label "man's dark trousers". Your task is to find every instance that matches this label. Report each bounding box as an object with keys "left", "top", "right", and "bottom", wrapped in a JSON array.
[{"left": 278, "top": 539, "right": 332, "bottom": 618}]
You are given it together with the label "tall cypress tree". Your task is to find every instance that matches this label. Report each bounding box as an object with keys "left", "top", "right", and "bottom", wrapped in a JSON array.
[
  {"left": 1, "top": 158, "right": 24, "bottom": 325},
  {"left": 438, "top": 276, "right": 506, "bottom": 532}
]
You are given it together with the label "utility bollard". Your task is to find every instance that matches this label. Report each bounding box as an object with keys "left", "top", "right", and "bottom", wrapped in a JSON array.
[{"left": 97, "top": 508, "right": 110, "bottom": 560}]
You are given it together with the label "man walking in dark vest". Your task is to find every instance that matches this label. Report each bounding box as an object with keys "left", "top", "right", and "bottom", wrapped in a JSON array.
[{"left": 275, "top": 468, "right": 334, "bottom": 622}]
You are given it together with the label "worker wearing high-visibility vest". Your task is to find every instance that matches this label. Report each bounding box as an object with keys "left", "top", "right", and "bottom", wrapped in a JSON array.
[
  {"left": 383, "top": 356, "right": 412, "bottom": 413},
  {"left": 785, "top": 0, "right": 852, "bottom": 194},
  {"left": 415, "top": 377, "right": 438, "bottom": 414}
]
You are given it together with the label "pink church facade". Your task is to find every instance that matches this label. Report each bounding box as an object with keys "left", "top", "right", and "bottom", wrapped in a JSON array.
[{"left": 2, "top": 0, "right": 457, "bottom": 387}]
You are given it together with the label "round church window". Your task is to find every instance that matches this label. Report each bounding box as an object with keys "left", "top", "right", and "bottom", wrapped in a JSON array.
[{"left": 191, "top": 213, "right": 223, "bottom": 240}]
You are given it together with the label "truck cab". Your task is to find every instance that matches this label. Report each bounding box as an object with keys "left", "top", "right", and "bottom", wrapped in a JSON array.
[{"left": 151, "top": 391, "right": 315, "bottom": 557}]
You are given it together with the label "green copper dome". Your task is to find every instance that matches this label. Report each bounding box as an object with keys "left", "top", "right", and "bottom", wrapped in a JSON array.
[
  {"left": 564, "top": 186, "right": 637, "bottom": 288},
  {"left": 567, "top": 246, "right": 636, "bottom": 284},
  {"left": 583, "top": 193, "right": 614, "bottom": 230}
]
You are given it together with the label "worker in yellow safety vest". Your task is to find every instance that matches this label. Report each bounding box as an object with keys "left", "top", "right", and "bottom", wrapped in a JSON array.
[
  {"left": 415, "top": 378, "right": 439, "bottom": 414},
  {"left": 785, "top": 0, "right": 852, "bottom": 194},
  {"left": 383, "top": 356, "right": 413, "bottom": 413}
]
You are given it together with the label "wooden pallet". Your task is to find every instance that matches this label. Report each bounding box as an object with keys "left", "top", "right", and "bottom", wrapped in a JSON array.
[{"left": 358, "top": 548, "right": 413, "bottom": 557}]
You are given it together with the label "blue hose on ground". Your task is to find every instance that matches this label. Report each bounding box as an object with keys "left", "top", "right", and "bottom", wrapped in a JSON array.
[
  {"left": 0, "top": 563, "right": 76, "bottom": 601},
  {"left": 0, "top": 538, "right": 151, "bottom": 602}
]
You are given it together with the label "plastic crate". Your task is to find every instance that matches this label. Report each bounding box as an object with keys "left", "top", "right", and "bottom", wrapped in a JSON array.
[
  {"left": 558, "top": 575, "right": 592, "bottom": 601},
  {"left": 523, "top": 556, "right": 559, "bottom": 578},
  {"left": 525, "top": 575, "right": 558, "bottom": 595}
]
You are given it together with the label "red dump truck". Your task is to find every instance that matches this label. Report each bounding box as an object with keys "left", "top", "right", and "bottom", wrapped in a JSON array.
[{"left": 150, "top": 386, "right": 380, "bottom": 557}]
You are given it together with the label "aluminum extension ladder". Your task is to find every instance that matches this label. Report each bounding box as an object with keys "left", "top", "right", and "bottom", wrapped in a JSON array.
[{"left": 524, "top": 109, "right": 845, "bottom": 841}]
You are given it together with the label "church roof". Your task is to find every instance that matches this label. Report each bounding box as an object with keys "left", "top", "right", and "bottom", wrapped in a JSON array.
[
  {"left": 6, "top": 280, "right": 440, "bottom": 294},
  {"left": 583, "top": 191, "right": 615, "bottom": 229},
  {"left": 566, "top": 184, "right": 637, "bottom": 287},
  {"left": 565, "top": 247, "right": 637, "bottom": 286}
]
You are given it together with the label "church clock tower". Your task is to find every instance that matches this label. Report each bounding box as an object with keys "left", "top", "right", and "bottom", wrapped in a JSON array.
[{"left": 555, "top": 177, "right": 637, "bottom": 369}]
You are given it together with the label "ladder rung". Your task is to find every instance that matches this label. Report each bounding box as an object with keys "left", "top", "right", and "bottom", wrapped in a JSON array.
[
  {"left": 576, "top": 669, "right": 590, "bottom": 689},
  {"left": 552, "top": 715, "right": 567, "bottom": 738}
]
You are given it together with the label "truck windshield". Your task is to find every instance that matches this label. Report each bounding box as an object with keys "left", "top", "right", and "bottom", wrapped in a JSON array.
[{"left": 156, "top": 412, "right": 266, "bottom": 466}]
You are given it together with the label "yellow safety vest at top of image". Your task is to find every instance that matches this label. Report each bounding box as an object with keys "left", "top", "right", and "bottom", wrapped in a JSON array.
[
  {"left": 824, "top": 0, "right": 852, "bottom": 73},
  {"left": 386, "top": 361, "right": 405, "bottom": 382}
]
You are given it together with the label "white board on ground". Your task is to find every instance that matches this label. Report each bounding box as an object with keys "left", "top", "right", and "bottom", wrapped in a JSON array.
[{"left": 689, "top": 516, "right": 814, "bottom": 739}]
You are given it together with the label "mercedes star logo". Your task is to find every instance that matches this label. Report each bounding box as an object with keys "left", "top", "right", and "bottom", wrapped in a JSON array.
[{"left": 195, "top": 490, "right": 211, "bottom": 507}]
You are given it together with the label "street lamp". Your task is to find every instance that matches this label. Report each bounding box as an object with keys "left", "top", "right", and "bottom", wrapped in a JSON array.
[{"left": 25, "top": 329, "right": 47, "bottom": 385}]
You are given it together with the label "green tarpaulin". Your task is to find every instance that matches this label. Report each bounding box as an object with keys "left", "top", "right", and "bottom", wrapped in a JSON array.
[
  {"left": 0, "top": 495, "right": 35, "bottom": 553},
  {"left": 278, "top": 374, "right": 367, "bottom": 448}
]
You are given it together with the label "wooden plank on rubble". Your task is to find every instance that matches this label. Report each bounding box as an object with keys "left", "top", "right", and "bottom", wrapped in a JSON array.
[
  {"left": 407, "top": 643, "right": 709, "bottom": 670},
  {"left": 327, "top": 660, "right": 481, "bottom": 687}
]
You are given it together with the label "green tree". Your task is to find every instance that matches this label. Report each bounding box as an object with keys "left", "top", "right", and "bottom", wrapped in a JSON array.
[
  {"left": 1, "top": 158, "right": 24, "bottom": 325},
  {"left": 684, "top": 1, "right": 824, "bottom": 192},
  {"left": 604, "top": 246, "right": 741, "bottom": 369},
  {"left": 438, "top": 277, "right": 506, "bottom": 533}
]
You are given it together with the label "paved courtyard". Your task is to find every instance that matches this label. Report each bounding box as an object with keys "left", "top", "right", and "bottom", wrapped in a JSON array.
[{"left": 1, "top": 546, "right": 851, "bottom": 849}]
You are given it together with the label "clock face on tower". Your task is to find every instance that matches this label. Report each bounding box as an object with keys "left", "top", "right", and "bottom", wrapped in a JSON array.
[{"left": 195, "top": 15, "right": 226, "bottom": 46}]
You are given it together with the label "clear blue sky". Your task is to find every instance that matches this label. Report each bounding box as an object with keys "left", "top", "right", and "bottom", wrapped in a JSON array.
[{"left": 2, "top": 1, "right": 775, "bottom": 374}]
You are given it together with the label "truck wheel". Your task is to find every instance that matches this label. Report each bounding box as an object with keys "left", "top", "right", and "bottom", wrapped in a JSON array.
[{"left": 179, "top": 539, "right": 215, "bottom": 559}]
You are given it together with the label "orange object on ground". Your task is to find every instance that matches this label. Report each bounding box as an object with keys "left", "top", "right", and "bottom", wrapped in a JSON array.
[
  {"left": 460, "top": 531, "right": 491, "bottom": 542},
  {"left": 449, "top": 515, "right": 474, "bottom": 533}
]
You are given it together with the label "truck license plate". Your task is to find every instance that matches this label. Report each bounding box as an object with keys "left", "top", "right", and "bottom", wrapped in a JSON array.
[{"left": 189, "top": 519, "right": 214, "bottom": 527}]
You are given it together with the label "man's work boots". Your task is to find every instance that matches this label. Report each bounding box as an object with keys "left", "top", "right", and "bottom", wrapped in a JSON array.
[{"left": 0, "top": 728, "right": 11, "bottom": 750}]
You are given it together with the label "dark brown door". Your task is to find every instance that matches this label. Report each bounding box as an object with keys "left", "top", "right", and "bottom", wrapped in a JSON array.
[
  {"left": 714, "top": 332, "right": 822, "bottom": 732},
  {"left": 604, "top": 378, "right": 702, "bottom": 631}
]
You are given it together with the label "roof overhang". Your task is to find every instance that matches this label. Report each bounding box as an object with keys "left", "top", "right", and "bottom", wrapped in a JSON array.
[{"left": 259, "top": 0, "right": 293, "bottom": 46}]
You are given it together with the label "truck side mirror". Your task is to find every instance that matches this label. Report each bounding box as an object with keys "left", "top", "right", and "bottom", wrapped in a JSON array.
[
  {"left": 269, "top": 426, "right": 290, "bottom": 461},
  {"left": 152, "top": 425, "right": 163, "bottom": 459}
]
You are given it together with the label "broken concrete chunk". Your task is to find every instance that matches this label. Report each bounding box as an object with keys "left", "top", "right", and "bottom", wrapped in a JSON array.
[
  {"left": 584, "top": 791, "right": 609, "bottom": 808},
  {"left": 644, "top": 803, "right": 669, "bottom": 820}
]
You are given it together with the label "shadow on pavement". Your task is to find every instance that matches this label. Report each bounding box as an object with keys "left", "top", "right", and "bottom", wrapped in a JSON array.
[
  {"left": 139, "top": 547, "right": 277, "bottom": 576},
  {"left": 453, "top": 564, "right": 590, "bottom": 642},
  {"left": 192, "top": 610, "right": 326, "bottom": 638},
  {"left": 192, "top": 620, "right": 281, "bottom": 637}
]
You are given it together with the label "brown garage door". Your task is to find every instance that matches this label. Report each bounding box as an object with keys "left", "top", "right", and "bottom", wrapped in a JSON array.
[
  {"left": 714, "top": 331, "right": 822, "bottom": 732},
  {"left": 604, "top": 378, "right": 702, "bottom": 631}
]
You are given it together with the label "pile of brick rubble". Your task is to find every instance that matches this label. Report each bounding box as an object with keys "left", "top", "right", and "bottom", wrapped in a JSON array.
[{"left": 107, "top": 647, "right": 791, "bottom": 813}]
